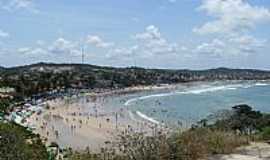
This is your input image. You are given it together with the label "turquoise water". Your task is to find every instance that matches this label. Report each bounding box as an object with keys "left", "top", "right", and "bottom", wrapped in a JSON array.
[{"left": 116, "top": 81, "right": 270, "bottom": 126}]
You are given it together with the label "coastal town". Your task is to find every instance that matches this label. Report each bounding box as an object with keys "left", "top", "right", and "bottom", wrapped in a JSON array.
[{"left": 1, "top": 0, "right": 270, "bottom": 159}]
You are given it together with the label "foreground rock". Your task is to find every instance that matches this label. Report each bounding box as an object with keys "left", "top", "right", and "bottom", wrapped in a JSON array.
[{"left": 208, "top": 142, "right": 270, "bottom": 160}]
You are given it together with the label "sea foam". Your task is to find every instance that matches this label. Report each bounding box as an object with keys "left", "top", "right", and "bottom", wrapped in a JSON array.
[
  {"left": 136, "top": 111, "right": 160, "bottom": 124},
  {"left": 124, "top": 82, "right": 270, "bottom": 106},
  {"left": 124, "top": 92, "right": 174, "bottom": 106},
  {"left": 125, "top": 82, "right": 270, "bottom": 125},
  {"left": 255, "top": 83, "right": 269, "bottom": 86},
  {"left": 124, "top": 82, "right": 270, "bottom": 125}
]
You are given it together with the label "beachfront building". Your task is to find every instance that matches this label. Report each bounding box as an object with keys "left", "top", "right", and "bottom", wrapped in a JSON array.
[
  {"left": 0, "top": 87, "right": 15, "bottom": 97},
  {"left": 8, "top": 102, "right": 44, "bottom": 129}
]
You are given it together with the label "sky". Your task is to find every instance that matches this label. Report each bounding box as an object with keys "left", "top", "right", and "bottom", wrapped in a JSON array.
[{"left": 0, "top": 0, "right": 270, "bottom": 69}]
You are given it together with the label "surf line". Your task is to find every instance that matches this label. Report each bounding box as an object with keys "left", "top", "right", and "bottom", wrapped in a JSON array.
[
  {"left": 136, "top": 111, "right": 160, "bottom": 125},
  {"left": 124, "top": 82, "right": 270, "bottom": 125},
  {"left": 124, "top": 83, "right": 270, "bottom": 106}
]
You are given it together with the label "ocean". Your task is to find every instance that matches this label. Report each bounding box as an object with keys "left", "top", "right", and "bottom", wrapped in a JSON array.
[{"left": 106, "top": 81, "right": 270, "bottom": 127}]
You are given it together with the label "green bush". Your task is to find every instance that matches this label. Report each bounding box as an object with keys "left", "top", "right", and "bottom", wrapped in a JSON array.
[
  {"left": 174, "top": 128, "right": 249, "bottom": 160},
  {"left": 260, "top": 127, "right": 270, "bottom": 140},
  {"left": 0, "top": 122, "right": 49, "bottom": 160}
]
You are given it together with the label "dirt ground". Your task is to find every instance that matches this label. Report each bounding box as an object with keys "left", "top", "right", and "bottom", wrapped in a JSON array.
[{"left": 208, "top": 142, "right": 270, "bottom": 160}]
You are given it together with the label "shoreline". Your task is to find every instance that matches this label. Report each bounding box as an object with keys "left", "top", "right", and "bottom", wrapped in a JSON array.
[
  {"left": 15, "top": 80, "right": 270, "bottom": 151},
  {"left": 82, "top": 83, "right": 179, "bottom": 98},
  {"left": 82, "top": 79, "right": 270, "bottom": 97},
  {"left": 26, "top": 84, "right": 173, "bottom": 151}
]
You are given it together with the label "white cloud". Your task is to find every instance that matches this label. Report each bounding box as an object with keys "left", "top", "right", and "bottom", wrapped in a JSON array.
[
  {"left": 18, "top": 47, "right": 47, "bottom": 55},
  {"left": 15, "top": 37, "right": 83, "bottom": 58},
  {"left": 0, "top": 29, "right": 9, "bottom": 38},
  {"left": 135, "top": 25, "right": 161, "bottom": 40},
  {"left": 105, "top": 25, "right": 183, "bottom": 62},
  {"left": 134, "top": 25, "right": 179, "bottom": 56},
  {"left": 194, "top": 0, "right": 270, "bottom": 35},
  {"left": 106, "top": 45, "right": 138, "bottom": 59},
  {"left": 17, "top": 38, "right": 81, "bottom": 57},
  {"left": 194, "top": 35, "right": 267, "bottom": 57},
  {"left": 1, "top": 0, "right": 38, "bottom": 13},
  {"left": 30, "top": 48, "right": 48, "bottom": 55},
  {"left": 104, "top": 25, "right": 181, "bottom": 61},
  {"left": 194, "top": 39, "right": 226, "bottom": 56},
  {"left": 17, "top": 47, "right": 31, "bottom": 53},
  {"left": 229, "top": 35, "right": 266, "bottom": 48},
  {"left": 180, "top": 46, "right": 188, "bottom": 51},
  {"left": 230, "top": 35, "right": 267, "bottom": 54},
  {"left": 193, "top": 0, "right": 270, "bottom": 57},
  {"left": 86, "top": 35, "right": 114, "bottom": 48},
  {"left": 36, "top": 40, "right": 45, "bottom": 46},
  {"left": 48, "top": 38, "right": 80, "bottom": 55}
]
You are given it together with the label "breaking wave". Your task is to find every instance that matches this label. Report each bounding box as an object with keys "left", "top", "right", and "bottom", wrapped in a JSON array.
[
  {"left": 136, "top": 111, "right": 160, "bottom": 124},
  {"left": 124, "top": 92, "right": 174, "bottom": 106},
  {"left": 124, "top": 82, "right": 270, "bottom": 106}
]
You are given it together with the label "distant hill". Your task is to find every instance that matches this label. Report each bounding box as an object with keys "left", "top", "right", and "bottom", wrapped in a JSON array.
[
  {"left": 1, "top": 62, "right": 270, "bottom": 96},
  {"left": 2, "top": 62, "right": 270, "bottom": 75},
  {"left": 0, "top": 66, "right": 5, "bottom": 71}
]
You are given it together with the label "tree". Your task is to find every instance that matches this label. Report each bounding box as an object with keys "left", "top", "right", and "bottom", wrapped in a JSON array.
[
  {"left": 209, "top": 104, "right": 270, "bottom": 135},
  {"left": 0, "top": 122, "right": 49, "bottom": 160},
  {"left": 0, "top": 98, "right": 12, "bottom": 113},
  {"left": 230, "top": 104, "right": 263, "bottom": 134}
]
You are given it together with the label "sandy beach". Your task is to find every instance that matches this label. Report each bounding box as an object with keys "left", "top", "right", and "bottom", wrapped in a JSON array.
[
  {"left": 25, "top": 81, "right": 264, "bottom": 151},
  {"left": 28, "top": 98, "right": 125, "bottom": 150},
  {"left": 26, "top": 85, "right": 172, "bottom": 151}
]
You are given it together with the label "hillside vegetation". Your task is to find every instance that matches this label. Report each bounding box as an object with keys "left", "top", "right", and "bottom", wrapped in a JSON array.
[
  {"left": 1, "top": 63, "right": 270, "bottom": 96},
  {"left": 0, "top": 122, "right": 49, "bottom": 160}
]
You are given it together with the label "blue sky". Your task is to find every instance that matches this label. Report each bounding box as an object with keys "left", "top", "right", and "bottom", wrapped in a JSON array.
[{"left": 0, "top": 0, "right": 270, "bottom": 69}]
